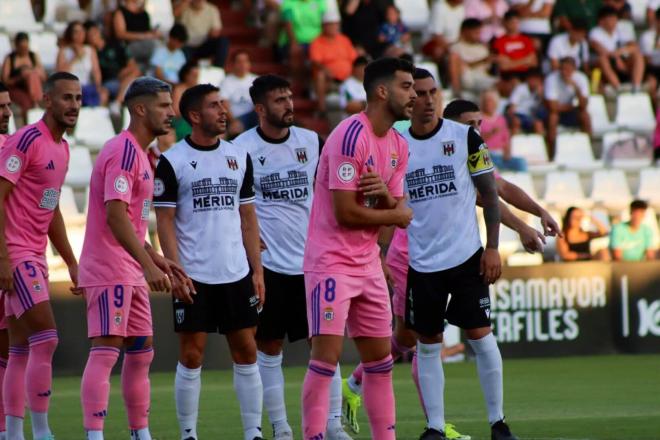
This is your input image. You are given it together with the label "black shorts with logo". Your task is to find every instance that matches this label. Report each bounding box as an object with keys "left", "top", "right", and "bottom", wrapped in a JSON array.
[
  {"left": 256, "top": 267, "right": 308, "bottom": 343},
  {"left": 173, "top": 273, "right": 259, "bottom": 334},
  {"left": 405, "top": 248, "right": 491, "bottom": 336}
]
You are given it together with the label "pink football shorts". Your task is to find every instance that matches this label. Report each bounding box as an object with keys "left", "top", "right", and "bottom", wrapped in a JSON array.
[
  {"left": 2, "top": 260, "right": 50, "bottom": 320},
  {"left": 84, "top": 284, "right": 153, "bottom": 338}
]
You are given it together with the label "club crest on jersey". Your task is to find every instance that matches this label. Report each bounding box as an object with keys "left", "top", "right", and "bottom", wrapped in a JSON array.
[
  {"left": 153, "top": 178, "right": 165, "bottom": 197},
  {"left": 5, "top": 155, "right": 21, "bottom": 173},
  {"left": 226, "top": 156, "right": 239, "bottom": 170},
  {"left": 114, "top": 175, "right": 129, "bottom": 194},
  {"left": 175, "top": 308, "right": 185, "bottom": 324},
  {"left": 337, "top": 162, "right": 356, "bottom": 183},
  {"left": 390, "top": 152, "right": 399, "bottom": 168},
  {"left": 442, "top": 141, "right": 455, "bottom": 156},
  {"left": 324, "top": 307, "right": 334, "bottom": 321},
  {"left": 32, "top": 280, "right": 41, "bottom": 292},
  {"left": 295, "top": 148, "right": 308, "bottom": 163},
  {"left": 114, "top": 311, "right": 122, "bottom": 326}
]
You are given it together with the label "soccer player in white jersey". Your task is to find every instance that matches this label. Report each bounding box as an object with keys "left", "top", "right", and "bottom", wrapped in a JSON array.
[
  {"left": 233, "top": 75, "right": 353, "bottom": 440},
  {"left": 154, "top": 84, "right": 266, "bottom": 440}
]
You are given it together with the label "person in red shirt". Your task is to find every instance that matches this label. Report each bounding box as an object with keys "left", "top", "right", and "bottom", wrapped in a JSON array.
[
  {"left": 309, "top": 11, "right": 358, "bottom": 115},
  {"left": 493, "top": 10, "right": 538, "bottom": 94}
]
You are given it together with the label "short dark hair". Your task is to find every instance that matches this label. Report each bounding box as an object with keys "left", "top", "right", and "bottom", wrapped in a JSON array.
[
  {"left": 0, "top": 82, "right": 8, "bottom": 94},
  {"left": 630, "top": 200, "right": 648, "bottom": 211},
  {"left": 504, "top": 10, "right": 520, "bottom": 21},
  {"left": 363, "top": 57, "right": 414, "bottom": 100},
  {"left": 526, "top": 68, "right": 543, "bottom": 78},
  {"left": 413, "top": 67, "right": 434, "bottom": 81},
  {"left": 598, "top": 6, "right": 618, "bottom": 20},
  {"left": 124, "top": 77, "right": 171, "bottom": 106},
  {"left": 44, "top": 71, "right": 80, "bottom": 93},
  {"left": 249, "top": 74, "right": 290, "bottom": 105},
  {"left": 353, "top": 55, "right": 370, "bottom": 68},
  {"left": 559, "top": 56, "right": 577, "bottom": 67},
  {"left": 178, "top": 62, "right": 199, "bottom": 84},
  {"left": 14, "top": 32, "right": 28, "bottom": 45},
  {"left": 231, "top": 49, "right": 250, "bottom": 62},
  {"left": 570, "top": 17, "right": 588, "bottom": 31},
  {"left": 83, "top": 19, "right": 98, "bottom": 31},
  {"left": 443, "top": 99, "right": 479, "bottom": 120},
  {"left": 461, "top": 18, "right": 482, "bottom": 31},
  {"left": 179, "top": 83, "right": 220, "bottom": 125},
  {"left": 169, "top": 23, "right": 188, "bottom": 43}
]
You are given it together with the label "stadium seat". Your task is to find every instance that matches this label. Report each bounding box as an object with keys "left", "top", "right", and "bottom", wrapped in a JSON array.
[
  {"left": 74, "top": 107, "right": 116, "bottom": 152},
  {"left": 614, "top": 93, "right": 656, "bottom": 134},
  {"left": 0, "top": 33, "right": 12, "bottom": 67},
  {"left": 42, "top": 0, "right": 86, "bottom": 33},
  {"left": 394, "top": 0, "right": 429, "bottom": 31},
  {"left": 30, "top": 32, "right": 60, "bottom": 72},
  {"left": 588, "top": 94, "right": 617, "bottom": 138},
  {"left": 198, "top": 66, "right": 225, "bottom": 86},
  {"left": 499, "top": 171, "right": 539, "bottom": 199},
  {"left": 629, "top": 0, "right": 649, "bottom": 25},
  {"left": 510, "top": 134, "right": 557, "bottom": 174},
  {"left": 58, "top": 184, "right": 85, "bottom": 225},
  {"left": 590, "top": 169, "right": 632, "bottom": 212},
  {"left": 145, "top": 0, "right": 174, "bottom": 33},
  {"left": 65, "top": 146, "right": 93, "bottom": 189},
  {"left": 543, "top": 171, "right": 593, "bottom": 210},
  {"left": 601, "top": 131, "right": 653, "bottom": 170},
  {"left": 0, "top": 0, "right": 43, "bottom": 33},
  {"left": 637, "top": 167, "right": 660, "bottom": 210},
  {"left": 554, "top": 132, "right": 603, "bottom": 171}
]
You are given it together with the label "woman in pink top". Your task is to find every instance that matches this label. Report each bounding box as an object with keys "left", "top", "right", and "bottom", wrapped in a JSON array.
[
  {"left": 464, "top": 0, "right": 509, "bottom": 43},
  {"left": 480, "top": 89, "right": 527, "bottom": 171}
]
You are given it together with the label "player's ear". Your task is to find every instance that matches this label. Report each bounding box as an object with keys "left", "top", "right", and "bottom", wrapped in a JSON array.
[{"left": 376, "top": 83, "right": 388, "bottom": 101}]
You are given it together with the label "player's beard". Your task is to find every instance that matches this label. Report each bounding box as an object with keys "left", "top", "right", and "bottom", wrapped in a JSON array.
[
  {"left": 266, "top": 110, "right": 294, "bottom": 129},
  {"left": 201, "top": 118, "right": 225, "bottom": 138},
  {"left": 53, "top": 110, "right": 79, "bottom": 130},
  {"left": 387, "top": 99, "right": 411, "bottom": 122},
  {"left": 150, "top": 116, "right": 173, "bottom": 137},
  {"left": 0, "top": 120, "right": 8, "bottom": 135}
]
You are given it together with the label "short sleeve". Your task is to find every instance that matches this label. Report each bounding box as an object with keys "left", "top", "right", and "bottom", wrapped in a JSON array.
[
  {"left": 317, "top": 134, "right": 325, "bottom": 155},
  {"left": 544, "top": 76, "right": 558, "bottom": 100},
  {"left": 338, "top": 83, "right": 349, "bottom": 109},
  {"left": 211, "top": 5, "right": 222, "bottom": 29},
  {"left": 0, "top": 131, "right": 36, "bottom": 185},
  {"left": 466, "top": 127, "right": 495, "bottom": 176},
  {"left": 387, "top": 134, "right": 408, "bottom": 198},
  {"left": 240, "top": 153, "right": 256, "bottom": 204},
  {"left": 103, "top": 147, "right": 136, "bottom": 204},
  {"left": 153, "top": 155, "right": 178, "bottom": 208},
  {"left": 327, "top": 121, "right": 366, "bottom": 191},
  {"left": 610, "top": 225, "right": 623, "bottom": 249},
  {"left": 577, "top": 73, "right": 590, "bottom": 96},
  {"left": 150, "top": 47, "right": 166, "bottom": 68},
  {"left": 547, "top": 35, "right": 560, "bottom": 60},
  {"left": 644, "top": 225, "right": 655, "bottom": 250}
]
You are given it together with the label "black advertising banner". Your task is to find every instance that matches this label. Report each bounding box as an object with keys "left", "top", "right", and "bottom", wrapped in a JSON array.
[
  {"left": 612, "top": 262, "right": 660, "bottom": 354},
  {"left": 490, "top": 262, "right": 616, "bottom": 358}
]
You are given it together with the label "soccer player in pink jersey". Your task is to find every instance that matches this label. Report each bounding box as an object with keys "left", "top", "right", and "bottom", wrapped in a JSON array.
[
  {"left": 0, "top": 72, "right": 82, "bottom": 440},
  {"left": 301, "top": 57, "right": 416, "bottom": 440},
  {"left": 78, "top": 77, "right": 191, "bottom": 440},
  {"left": 0, "top": 81, "right": 12, "bottom": 440}
]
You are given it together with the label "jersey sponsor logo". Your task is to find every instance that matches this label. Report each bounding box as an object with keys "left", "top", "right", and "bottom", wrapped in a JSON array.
[
  {"left": 45, "top": 160, "right": 55, "bottom": 170},
  {"left": 260, "top": 170, "right": 310, "bottom": 202},
  {"left": 190, "top": 160, "right": 197, "bottom": 169},
  {"left": 114, "top": 175, "right": 129, "bottom": 194},
  {"left": 295, "top": 148, "right": 308, "bottom": 164},
  {"left": 5, "top": 155, "right": 21, "bottom": 173},
  {"left": 141, "top": 199, "right": 151, "bottom": 220},
  {"left": 406, "top": 165, "right": 458, "bottom": 201},
  {"left": 337, "top": 162, "right": 356, "bottom": 183},
  {"left": 390, "top": 152, "right": 399, "bottom": 168},
  {"left": 468, "top": 145, "right": 494, "bottom": 174},
  {"left": 226, "top": 156, "right": 239, "bottom": 170},
  {"left": 39, "top": 188, "right": 60, "bottom": 210},
  {"left": 442, "top": 141, "right": 455, "bottom": 156},
  {"left": 153, "top": 178, "right": 165, "bottom": 197},
  {"left": 257, "top": 156, "right": 266, "bottom": 165},
  {"left": 191, "top": 177, "right": 237, "bottom": 211}
]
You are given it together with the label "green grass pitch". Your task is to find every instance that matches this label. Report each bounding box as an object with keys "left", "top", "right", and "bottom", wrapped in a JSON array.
[{"left": 40, "top": 355, "right": 660, "bottom": 439}]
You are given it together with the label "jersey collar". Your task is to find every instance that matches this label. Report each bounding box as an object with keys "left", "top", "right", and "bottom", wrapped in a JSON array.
[
  {"left": 408, "top": 118, "right": 443, "bottom": 141},
  {"left": 185, "top": 135, "right": 220, "bottom": 151},
  {"left": 256, "top": 127, "right": 290, "bottom": 144}
]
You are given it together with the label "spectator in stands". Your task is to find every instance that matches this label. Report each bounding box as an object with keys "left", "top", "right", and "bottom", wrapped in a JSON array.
[
  {"left": 57, "top": 21, "right": 104, "bottom": 107},
  {"left": 649, "top": 0, "right": 660, "bottom": 25},
  {"left": 0, "top": 32, "right": 45, "bottom": 123},
  {"left": 309, "top": 10, "right": 358, "bottom": 114},
  {"left": 611, "top": 200, "right": 657, "bottom": 261},
  {"left": 113, "top": 0, "right": 160, "bottom": 70},
  {"left": 85, "top": 21, "right": 141, "bottom": 115},
  {"left": 168, "top": 62, "right": 199, "bottom": 144},
  {"left": 557, "top": 207, "right": 610, "bottom": 261},
  {"left": 279, "top": 0, "right": 326, "bottom": 63},
  {"left": 378, "top": 5, "right": 412, "bottom": 57},
  {"left": 493, "top": 10, "right": 538, "bottom": 94},
  {"left": 552, "top": 0, "right": 603, "bottom": 31},
  {"left": 603, "top": 0, "right": 632, "bottom": 20},
  {"left": 422, "top": 0, "right": 465, "bottom": 66},
  {"left": 341, "top": 0, "right": 392, "bottom": 57},
  {"left": 221, "top": 50, "right": 258, "bottom": 136},
  {"left": 480, "top": 90, "right": 527, "bottom": 171},
  {"left": 151, "top": 24, "right": 188, "bottom": 85},
  {"left": 547, "top": 17, "right": 590, "bottom": 71},
  {"left": 508, "top": 0, "right": 555, "bottom": 49},
  {"left": 174, "top": 0, "right": 230, "bottom": 68},
  {"left": 640, "top": 8, "right": 660, "bottom": 92},
  {"left": 464, "top": 0, "right": 509, "bottom": 43},
  {"left": 448, "top": 18, "right": 497, "bottom": 97},
  {"left": 544, "top": 57, "right": 591, "bottom": 158},
  {"left": 339, "top": 55, "right": 368, "bottom": 115},
  {"left": 589, "top": 6, "right": 645, "bottom": 92},
  {"left": 508, "top": 68, "right": 546, "bottom": 134}
]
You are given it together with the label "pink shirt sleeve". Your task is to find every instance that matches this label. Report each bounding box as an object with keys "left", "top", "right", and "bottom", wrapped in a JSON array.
[
  {"left": 387, "top": 135, "right": 408, "bottom": 198},
  {"left": 0, "top": 133, "right": 35, "bottom": 185},
  {"left": 328, "top": 127, "right": 367, "bottom": 192},
  {"left": 103, "top": 150, "right": 135, "bottom": 205}
]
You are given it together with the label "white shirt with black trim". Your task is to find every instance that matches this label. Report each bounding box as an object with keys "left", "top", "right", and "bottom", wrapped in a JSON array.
[
  {"left": 233, "top": 126, "right": 321, "bottom": 275},
  {"left": 153, "top": 136, "right": 256, "bottom": 284},
  {"left": 403, "top": 119, "right": 494, "bottom": 272}
]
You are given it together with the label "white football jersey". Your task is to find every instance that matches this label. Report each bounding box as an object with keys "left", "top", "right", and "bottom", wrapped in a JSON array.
[
  {"left": 153, "top": 137, "right": 255, "bottom": 284},
  {"left": 233, "top": 126, "right": 321, "bottom": 275},
  {"left": 402, "top": 119, "right": 494, "bottom": 272}
]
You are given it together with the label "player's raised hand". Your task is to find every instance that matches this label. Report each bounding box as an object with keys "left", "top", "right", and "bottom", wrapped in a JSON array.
[
  {"left": 518, "top": 225, "right": 546, "bottom": 253},
  {"left": 0, "top": 257, "right": 12, "bottom": 292},
  {"left": 480, "top": 248, "right": 502, "bottom": 285},
  {"left": 540, "top": 210, "right": 561, "bottom": 238},
  {"left": 359, "top": 166, "right": 391, "bottom": 199},
  {"left": 144, "top": 262, "right": 172, "bottom": 293},
  {"left": 392, "top": 197, "right": 413, "bottom": 228}
]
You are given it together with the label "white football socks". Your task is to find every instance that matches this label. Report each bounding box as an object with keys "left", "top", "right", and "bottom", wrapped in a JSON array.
[
  {"left": 175, "top": 362, "right": 201, "bottom": 440},
  {"left": 234, "top": 362, "right": 263, "bottom": 440},
  {"left": 6, "top": 415, "right": 24, "bottom": 440},
  {"left": 468, "top": 333, "right": 504, "bottom": 424},
  {"left": 257, "top": 351, "right": 291, "bottom": 435},
  {"left": 417, "top": 341, "right": 445, "bottom": 432},
  {"left": 327, "top": 364, "right": 343, "bottom": 428}
]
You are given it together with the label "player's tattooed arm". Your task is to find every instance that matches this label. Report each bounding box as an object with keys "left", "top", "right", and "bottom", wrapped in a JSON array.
[
  {"left": 49, "top": 205, "right": 82, "bottom": 294},
  {"left": 472, "top": 172, "right": 502, "bottom": 284},
  {"left": 0, "top": 179, "right": 13, "bottom": 291}
]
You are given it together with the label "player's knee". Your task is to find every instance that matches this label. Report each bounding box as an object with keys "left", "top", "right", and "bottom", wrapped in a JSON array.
[
  {"left": 230, "top": 340, "right": 257, "bottom": 364},
  {"left": 418, "top": 333, "right": 443, "bottom": 345},
  {"left": 179, "top": 346, "right": 205, "bottom": 368},
  {"left": 465, "top": 327, "right": 491, "bottom": 341},
  {"left": 28, "top": 329, "right": 58, "bottom": 354},
  {"left": 394, "top": 327, "right": 417, "bottom": 349},
  {"left": 256, "top": 338, "right": 283, "bottom": 356}
]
